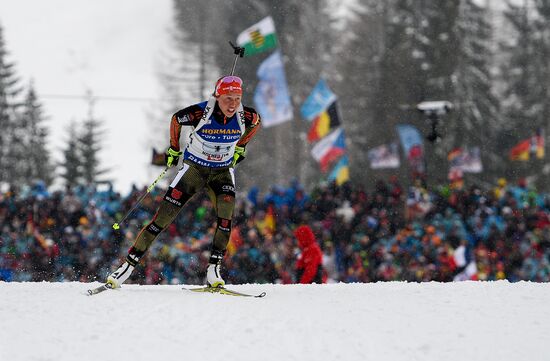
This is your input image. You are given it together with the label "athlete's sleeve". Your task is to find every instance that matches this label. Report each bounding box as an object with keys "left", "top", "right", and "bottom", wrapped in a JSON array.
[
  {"left": 237, "top": 106, "right": 261, "bottom": 147},
  {"left": 169, "top": 104, "right": 203, "bottom": 151}
]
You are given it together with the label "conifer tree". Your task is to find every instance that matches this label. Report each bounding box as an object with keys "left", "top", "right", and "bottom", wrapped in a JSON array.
[
  {"left": 78, "top": 113, "right": 108, "bottom": 185},
  {"left": 447, "top": 1, "right": 500, "bottom": 179},
  {"left": 498, "top": 0, "right": 550, "bottom": 186},
  {"left": 60, "top": 122, "right": 83, "bottom": 188},
  {"left": 0, "top": 24, "right": 23, "bottom": 185},
  {"left": 18, "top": 83, "right": 54, "bottom": 185}
]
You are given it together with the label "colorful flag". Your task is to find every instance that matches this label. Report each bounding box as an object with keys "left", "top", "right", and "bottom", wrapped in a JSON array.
[
  {"left": 328, "top": 155, "right": 350, "bottom": 185},
  {"left": 253, "top": 50, "right": 293, "bottom": 127},
  {"left": 396, "top": 124, "right": 425, "bottom": 175},
  {"left": 300, "top": 79, "right": 337, "bottom": 121},
  {"left": 510, "top": 128, "right": 545, "bottom": 161},
  {"left": 151, "top": 148, "right": 165, "bottom": 166},
  {"left": 237, "top": 16, "right": 278, "bottom": 56},
  {"left": 447, "top": 148, "right": 463, "bottom": 163},
  {"left": 226, "top": 225, "right": 244, "bottom": 256},
  {"left": 311, "top": 128, "right": 346, "bottom": 172},
  {"left": 263, "top": 204, "right": 276, "bottom": 233},
  {"left": 534, "top": 128, "right": 545, "bottom": 159},
  {"left": 448, "top": 147, "right": 482, "bottom": 181},
  {"left": 459, "top": 147, "right": 483, "bottom": 173},
  {"left": 368, "top": 143, "right": 400, "bottom": 169},
  {"left": 510, "top": 139, "right": 530, "bottom": 161},
  {"left": 307, "top": 101, "right": 341, "bottom": 142}
]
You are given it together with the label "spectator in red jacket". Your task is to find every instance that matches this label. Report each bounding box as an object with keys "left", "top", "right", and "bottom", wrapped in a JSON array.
[{"left": 294, "top": 225, "right": 325, "bottom": 284}]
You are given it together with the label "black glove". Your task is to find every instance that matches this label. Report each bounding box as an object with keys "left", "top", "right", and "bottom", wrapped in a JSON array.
[{"left": 165, "top": 146, "right": 182, "bottom": 168}]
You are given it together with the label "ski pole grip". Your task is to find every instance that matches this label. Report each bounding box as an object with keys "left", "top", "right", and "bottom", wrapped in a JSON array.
[{"left": 228, "top": 41, "right": 245, "bottom": 75}]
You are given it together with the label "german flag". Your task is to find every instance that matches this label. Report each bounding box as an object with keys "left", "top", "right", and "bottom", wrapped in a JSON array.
[
  {"left": 510, "top": 139, "right": 530, "bottom": 161},
  {"left": 509, "top": 128, "right": 545, "bottom": 161},
  {"left": 307, "top": 101, "right": 341, "bottom": 143}
]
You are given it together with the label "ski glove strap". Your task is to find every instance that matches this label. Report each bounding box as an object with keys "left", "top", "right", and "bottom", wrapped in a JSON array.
[
  {"left": 165, "top": 147, "right": 183, "bottom": 168},
  {"left": 231, "top": 145, "right": 246, "bottom": 167}
]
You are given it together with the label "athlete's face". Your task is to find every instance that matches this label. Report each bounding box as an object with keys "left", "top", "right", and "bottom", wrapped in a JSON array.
[{"left": 217, "top": 92, "right": 242, "bottom": 118}]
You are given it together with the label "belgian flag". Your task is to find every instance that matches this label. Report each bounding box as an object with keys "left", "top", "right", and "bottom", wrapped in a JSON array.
[{"left": 307, "top": 101, "right": 341, "bottom": 143}]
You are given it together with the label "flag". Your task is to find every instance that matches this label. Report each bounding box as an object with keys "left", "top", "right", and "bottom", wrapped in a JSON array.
[
  {"left": 447, "top": 147, "right": 482, "bottom": 185},
  {"left": 509, "top": 128, "right": 545, "bottom": 161},
  {"left": 300, "top": 79, "right": 337, "bottom": 121},
  {"left": 448, "top": 147, "right": 483, "bottom": 172},
  {"left": 510, "top": 128, "right": 545, "bottom": 161},
  {"left": 510, "top": 139, "right": 530, "bottom": 161},
  {"left": 237, "top": 16, "right": 278, "bottom": 56},
  {"left": 368, "top": 142, "right": 400, "bottom": 169},
  {"left": 264, "top": 204, "right": 276, "bottom": 233},
  {"left": 447, "top": 148, "right": 463, "bottom": 163},
  {"left": 226, "top": 225, "right": 244, "bottom": 256},
  {"left": 311, "top": 128, "right": 346, "bottom": 172},
  {"left": 307, "top": 101, "right": 341, "bottom": 142},
  {"left": 253, "top": 50, "right": 293, "bottom": 127},
  {"left": 534, "top": 128, "right": 545, "bottom": 159},
  {"left": 396, "top": 124, "right": 425, "bottom": 175},
  {"left": 328, "top": 155, "right": 350, "bottom": 185},
  {"left": 151, "top": 148, "right": 165, "bottom": 166},
  {"left": 397, "top": 124, "right": 423, "bottom": 156},
  {"left": 459, "top": 147, "right": 483, "bottom": 173}
]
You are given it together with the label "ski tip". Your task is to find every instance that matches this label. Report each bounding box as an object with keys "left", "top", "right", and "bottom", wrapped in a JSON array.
[
  {"left": 256, "top": 292, "right": 267, "bottom": 298},
  {"left": 86, "top": 283, "right": 113, "bottom": 296}
]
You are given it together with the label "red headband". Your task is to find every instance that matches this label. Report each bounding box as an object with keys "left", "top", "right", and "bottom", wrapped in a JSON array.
[{"left": 214, "top": 76, "right": 243, "bottom": 97}]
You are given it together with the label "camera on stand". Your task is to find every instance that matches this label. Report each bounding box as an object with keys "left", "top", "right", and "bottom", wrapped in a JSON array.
[{"left": 416, "top": 101, "right": 453, "bottom": 143}]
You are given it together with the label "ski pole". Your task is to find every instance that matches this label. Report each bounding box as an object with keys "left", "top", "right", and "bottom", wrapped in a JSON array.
[
  {"left": 112, "top": 166, "right": 169, "bottom": 230},
  {"left": 228, "top": 41, "right": 245, "bottom": 75}
]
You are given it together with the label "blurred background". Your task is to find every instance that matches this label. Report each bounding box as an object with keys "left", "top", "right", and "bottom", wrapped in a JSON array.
[{"left": 0, "top": 0, "right": 549, "bottom": 284}]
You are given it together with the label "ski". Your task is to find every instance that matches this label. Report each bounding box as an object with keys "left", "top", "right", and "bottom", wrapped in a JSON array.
[
  {"left": 86, "top": 283, "right": 266, "bottom": 298},
  {"left": 87, "top": 283, "right": 114, "bottom": 296},
  {"left": 183, "top": 286, "right": 266, "bottom": 298}
]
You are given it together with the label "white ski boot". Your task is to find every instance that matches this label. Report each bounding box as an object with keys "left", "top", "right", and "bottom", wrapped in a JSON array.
[
  {"left": 206, "top": 263, "right": 225, "bottom": 288},
  {"left": 106, "top": 255, "right": 138, "bottom": 289},
  {"left": 206, "top": 249, "right": 226, "bottom": 288}
]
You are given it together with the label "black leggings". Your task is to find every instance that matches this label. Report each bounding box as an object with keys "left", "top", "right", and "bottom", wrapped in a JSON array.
[{"left": 132, "top": 160, "right": 236, "bottom": 255}]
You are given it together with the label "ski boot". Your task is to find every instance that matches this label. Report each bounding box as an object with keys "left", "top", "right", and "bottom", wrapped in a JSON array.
[
  {"left": 206, "top": 250, "right": 225, "bottom": 288},
  {"left": 106, "top": 249, "right": 142, "bottom": 289}
]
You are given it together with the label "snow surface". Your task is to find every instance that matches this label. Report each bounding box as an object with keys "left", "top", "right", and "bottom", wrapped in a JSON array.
[{"left": 0, "top": 281, "right": 549, "bottom": 361}]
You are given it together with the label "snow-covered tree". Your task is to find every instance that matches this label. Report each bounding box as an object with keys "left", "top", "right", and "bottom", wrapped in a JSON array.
[
  {"left": 18, "top": 83, "right": 54, "bottom": 185},
  {"left": 0, "top": 24, "right": 23, "bottom": 185},
  {"left": 447, "top": 1, "right": 500, "bottom": 179},
  {"left": 327, "top": 0, "right": 384, "bottom": 178},
  {"left": 60, "top": 122, "right": 82, "bottom": 188},
  {"left": 498, "top": 0, "right": 550, "bottom": 185},
  {"left": 79, "top": 114, "right": 108, "bottom": 185}
]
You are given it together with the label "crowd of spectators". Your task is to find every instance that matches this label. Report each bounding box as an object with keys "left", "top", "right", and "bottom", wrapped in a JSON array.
[{"left": 1, "top": 176, "right": 549, "bottom": 285}]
